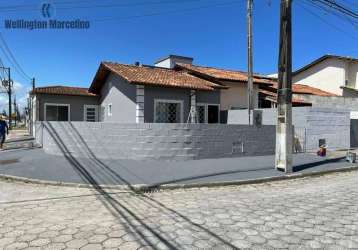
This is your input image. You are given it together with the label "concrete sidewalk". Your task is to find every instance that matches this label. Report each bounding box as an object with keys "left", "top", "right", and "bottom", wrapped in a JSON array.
[
  {"left": 2, "top": 129, "right": 36, "bottom": 151},
  {"left": 0, "top": 148, "right": 356, "bottom": 187}
]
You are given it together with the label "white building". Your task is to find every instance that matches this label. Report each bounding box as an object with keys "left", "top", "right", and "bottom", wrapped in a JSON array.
[{"left": 293, "top": 55, "right": 358, "bottom": 97}]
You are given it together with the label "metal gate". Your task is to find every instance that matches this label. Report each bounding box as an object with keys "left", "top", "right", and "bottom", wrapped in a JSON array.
[{"left": 294, "top": 127, "right": 306, "bottom": 153}]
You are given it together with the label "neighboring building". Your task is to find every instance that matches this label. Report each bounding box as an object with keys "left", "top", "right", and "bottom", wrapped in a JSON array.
[
  {"left": 258, "top": 83, "right": 337, "bottom": 108},
  {"left": 30, "top": 54, "right": 271, "bottom": 125},
  {"left": 293, "top": 55, "right": 358, "bottom": 97},
  {"left": 29, "top": 86, "right": 99, "bottom": 121},
  {"left": 173, "top": 59, "right": 275, "bottom": 122}
]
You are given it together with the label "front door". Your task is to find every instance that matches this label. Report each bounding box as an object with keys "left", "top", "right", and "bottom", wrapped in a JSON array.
[{"left": 207, "top": 105, "right": 219, "bottom": 123}]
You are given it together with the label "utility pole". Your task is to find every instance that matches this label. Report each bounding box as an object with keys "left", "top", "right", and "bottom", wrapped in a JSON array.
[
  {"left": 247, "top": 0, "right": 254, "bottom": 125},
  {"left": 13, "top": 95, "right": 17, "bottom": 127},
  {"left": 32, "top": 77, "right": 35, "bottom": 90},
  {"left": 275, "top": 0, "right": 293, "bottom": 173},
  {"left": 8, "top": 69, "right": 12, "bottom": 130},
  {"left": 0, "top": 67, "right": 12, "bottom": 130}
]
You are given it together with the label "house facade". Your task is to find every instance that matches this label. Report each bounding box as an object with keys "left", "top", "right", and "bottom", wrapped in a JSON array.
[
  {"left": 293, "top": 55, "right": 358, "bottom": 97},
  {"left": 30, "top": 54, "right": 270, "bottom": 127}
]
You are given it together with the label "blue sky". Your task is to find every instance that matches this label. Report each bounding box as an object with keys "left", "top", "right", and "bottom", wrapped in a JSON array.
[{"left": 0, "top": 0, "right": 357, "bottom": 111}]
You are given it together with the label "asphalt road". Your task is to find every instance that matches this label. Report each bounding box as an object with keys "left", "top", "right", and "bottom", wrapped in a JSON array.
[{"left": 0, "top": 148, "right": 355, "bottom": 186}]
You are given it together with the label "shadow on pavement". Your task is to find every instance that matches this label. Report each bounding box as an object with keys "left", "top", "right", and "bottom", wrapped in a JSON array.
[
  {"left": 293, "top": 157, "right": 346, "bottom": 172},
  {"left": 43, "top": 122, "right": 238, "bottom": 249}
]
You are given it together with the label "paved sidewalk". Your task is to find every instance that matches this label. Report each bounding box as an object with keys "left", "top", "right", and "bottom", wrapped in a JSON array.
[
  {"left": 1, "top": 171, "right": 358, "bottom": 249},
  {"left": 0, "top": 148, "right": 356, "bottom": 187},
  {"left": 2, "top": 129, "right": 35, "bottom": 151}
]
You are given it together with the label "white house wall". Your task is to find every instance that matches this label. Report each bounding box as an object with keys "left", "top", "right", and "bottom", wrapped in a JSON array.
[
  {"left": 347, "top": 61, "right": 358, "bottom": 89},
  {"left": 155, "top": 57, "right": 193, "bottom": 69},
  {"left": 100, "top": 73, "right": 137, "bottom": 123},
  {"left": 293, "top": 58, "right": 346, "bottom": 96},
  {"left": 220, "top": 81, "right": 258, "bottom": 110}
]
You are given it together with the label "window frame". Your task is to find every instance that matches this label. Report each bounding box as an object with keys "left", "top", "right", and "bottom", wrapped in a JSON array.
[
  {"left": 154, "top": 99, "right": 184, "bottom": 123},
  {"left": 196, "top": 103, "right": 220, "bottom": 124},
  {"left": 44, "top": 103, "right": 70, "bottom": 121},
  {"left": 83, "top": 105, "right": 98, "bottom": 122},
  {"left": 108, "top": 103, "right": 112, "bottom": 117}
]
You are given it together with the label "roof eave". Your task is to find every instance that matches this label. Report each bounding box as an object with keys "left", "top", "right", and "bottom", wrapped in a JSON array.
[
  {"left": 293, "top": 54, "right": 358, "bottom": 76},
  {"left": 130, "top": 80, "right": 214, "bottom": 91}
]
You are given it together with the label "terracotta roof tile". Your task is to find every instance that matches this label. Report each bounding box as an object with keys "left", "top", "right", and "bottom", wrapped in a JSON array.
[
  {"left": 31, "top": 86, "right": 97, "bottom": 97},
  {"left": 269, "top": 83, "right": 337, "bottom": 96},
  {"left": 176, "top": 63, "right": 275, "bottom": 85},
  {"left": 89, "top": 62, "right": 224, "bottom": 93},
  {"left": 259, "top": 89, "right": 311, "bottom": 105}
]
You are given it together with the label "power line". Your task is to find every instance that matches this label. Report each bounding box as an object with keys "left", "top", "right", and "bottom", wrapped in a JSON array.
[
  {"left": 90, "top": 1, "right": 240, "bottom": 23},
  {"left": 312, "top": 0, "right": 358, "bottom": 19},
  {"left": 306, "top": 0, "right": 358, "bottom": 29},
  {"left": 296, "top": 0, "right": 358, "bottom": 41},
  {"left": 340, "top": 0, "right": 358, "bottom": 9},
  {"left": 0, "top": 33, "right": 32, "bottom": 81},
  {"left": 316, "top": 0, "right": 357, "bottom": 18}
]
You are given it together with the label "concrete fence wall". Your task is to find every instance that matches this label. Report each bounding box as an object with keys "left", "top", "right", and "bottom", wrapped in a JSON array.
[
  {"left": 296, "top": 95, "right": 358, "bottom": 111},
  {"left": 35, "top": 122, "right": 276, "bottom": 161},
  {"left": 228, "top": 107, "right": 350, "bottom": 151}
]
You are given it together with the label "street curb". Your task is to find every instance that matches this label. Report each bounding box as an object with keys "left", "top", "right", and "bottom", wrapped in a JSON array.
[{"left": 0, "top": 165, "right": 357, "bottom": 192}]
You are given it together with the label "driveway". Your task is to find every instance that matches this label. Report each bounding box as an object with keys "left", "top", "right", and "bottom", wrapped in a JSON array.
[{"left": 0, "top": 148, "right": 355, "bottom": 187}]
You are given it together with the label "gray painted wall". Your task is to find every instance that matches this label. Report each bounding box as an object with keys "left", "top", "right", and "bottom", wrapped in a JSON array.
[
  {"left": 100, "top": 73, "right": 137, "bottom": 123},
  {"left": 197, "top": 90, "right": 220, "bottom": 104},
  {"left": 144, "top": 86, "right": 190, "bottom": 123},
  {"left": 144, "top": 86, "right": 220, "bottom": 123},
  {"left": 37, "top": 94, "right": 99, "bottom": 121},
  {"left": 228, "top": 107, "right": 350, "bottom": 151},
  {"left": 296, "top": 94, "right": 358, "bottom": 111},
  {"left": 36, "top": 122, "right": 276, "bottom": 161},
  {"left": 351, "top": 119, "right": 358, "bottom": 148},
  {"left": 99, "top": 74, "right": 221, "bottom": 123}
]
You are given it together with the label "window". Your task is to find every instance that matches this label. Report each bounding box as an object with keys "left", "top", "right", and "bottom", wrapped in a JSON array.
[
  {"left": 84, "top": 105, "right": 98, "bottom": 122},
  {"left": 108, "top": 104, "right": 112, "bottom": 116},
  {"left": 154, "top": 99, "right": 183, "bottom": 123},
  {"left": 44, "top": 104, "right": 70, "bottom": 121},
  {"left": 197, "top": 105, "right": 206, "bottom": 123},
  {"left": 196, "top": 103, "right": 220, "bottom": 123}
]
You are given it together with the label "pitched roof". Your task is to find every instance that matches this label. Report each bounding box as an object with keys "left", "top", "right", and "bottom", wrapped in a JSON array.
[
  {"left": 259, "top": 89, "right": 311, "bottom": 105},
  {"left": 293, "top": 54, "right": 358, "bottom": 76},
  {"left": 89, "top": 62, "right": 224, "bottom": 93},
  {"left": 31, "top": 86, "right": 97, "bottom": 97},
  {"left": 175, "top": 63, "right": 275, "bottom": 85},
  {"left": 268, "top": 83, "right": 337, "bottom": 96}
]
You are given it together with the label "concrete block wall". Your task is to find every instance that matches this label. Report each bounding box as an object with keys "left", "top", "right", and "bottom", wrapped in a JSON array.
[
  {"left": 228, "top": 107, "right": 350, "bottom": 151},
  {"left": 296, "top": 95, "right": 358, "bottom": 111},
  {"left": 36, "top": 122, "right": 276, "bottom": 160}
]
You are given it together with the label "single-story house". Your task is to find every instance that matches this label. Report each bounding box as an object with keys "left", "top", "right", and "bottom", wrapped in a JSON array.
[{"left": 29, "top": 55, "right": 272, "bottom": 126}]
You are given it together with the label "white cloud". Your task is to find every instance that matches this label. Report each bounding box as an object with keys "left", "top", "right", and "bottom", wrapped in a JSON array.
[{"left": 0, "top": 81, "right": 30, "bottom": 114}]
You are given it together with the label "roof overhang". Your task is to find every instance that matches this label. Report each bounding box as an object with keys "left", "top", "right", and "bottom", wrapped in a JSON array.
[{"left": 293, "top": 54, "right": 358, "bottom": 76}]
